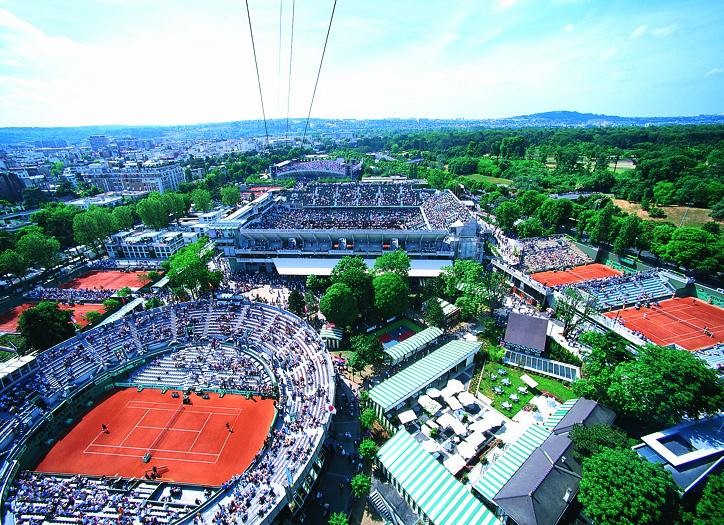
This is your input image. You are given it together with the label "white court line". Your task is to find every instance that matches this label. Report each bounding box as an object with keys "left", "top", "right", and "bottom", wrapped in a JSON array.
[
  {"left": 82, "top": 450, "right": 218, "bottom": 464},
  {"left": 118, "top": 408, "right": 150, "bottom": 448},
  {"left": 86, "top": 443, "right": 219, "bottom": 456},
  {"left": 215, "top": 412, "right": 241, "bottom": 459},
  {"left": 187, "top": 413, "right": 212, "bottom": 452},
  {"left": 125, "top": 401, "right": 241, "bottom": 416},
  {"left": 136, "top": 425, "right": 202, "bottom": 433}
]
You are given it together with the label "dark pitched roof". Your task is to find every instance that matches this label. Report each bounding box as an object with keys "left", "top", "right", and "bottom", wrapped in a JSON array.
[
  {"left": 494, "top": 434, "right": 582, "bottom": 525},
  {"left": 504, "top": 312, "right": 548, "bottom": 353},
  {"left": 552, "top": 398, "right": 616, "bottom": 435}
]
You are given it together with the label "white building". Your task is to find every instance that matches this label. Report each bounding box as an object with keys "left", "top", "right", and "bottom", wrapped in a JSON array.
[
  {"left": 105, "top": 228, "right": 199, "bottom": 261},
  {"left": 82, "top": 162, "right": 183, "bottom": 193}
]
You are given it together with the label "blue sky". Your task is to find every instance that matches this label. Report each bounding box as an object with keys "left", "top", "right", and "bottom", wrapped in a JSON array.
[{"left": 0, "top": 0, "right": 722, "bottom": 126}]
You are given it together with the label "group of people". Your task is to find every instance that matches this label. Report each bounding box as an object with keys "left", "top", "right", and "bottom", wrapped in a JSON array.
[
  {"left": 274, "top": 159, "right": 348, "bottom": 176},
  {"left": 517, "top": 235, "right": 592, "bottom": 274},
  {"left": 288, "top": 182, "right": 434, "bottom": 208},
  {"left": 249, "top": 205, "right": 427, "bottom": 230},
  {"left": 577, "top": 270, "right": 673, "bottom": 309},
  {"left": 420, "top": 190, "right": 473, "bottom": 230},
  {"left": 25, "top": 285, "right": 114, "bottom": 302}
]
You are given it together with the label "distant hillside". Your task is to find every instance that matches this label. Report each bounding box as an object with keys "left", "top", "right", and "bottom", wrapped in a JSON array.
[{"left": 1, "top": 112, "right": 722, "bottom": 145}]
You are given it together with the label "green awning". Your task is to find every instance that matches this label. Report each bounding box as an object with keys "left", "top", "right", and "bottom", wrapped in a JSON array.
[
  {"left": 473, "top": 423, "right": 551, "bottom": 502},
  {"left": 384, "top": 326, "right": 444, "bottom": 364},
  {"left": 378, "top": 430, "right": 501, "bottom": 525},
  {"left": 542, "top": 399, "right": 579, "bottom": 430},
  {"left": 370, "top": 340, "right": 480, "bottom": 413}
]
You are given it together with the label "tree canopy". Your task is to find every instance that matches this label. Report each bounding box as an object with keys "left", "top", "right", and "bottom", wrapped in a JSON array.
[
  {"left": 18, "top": 301, "right": 76, "bottom": 350},
  {"left": 163, "top": 238, "right": 222, "bottom": 298},
  {"left": 330, "top": 256, "right": 373, "bottom": 314},
  {"left": 373, "top": 272, "right": 409, "bottom": 318},
  {"left": 373, "top": 249, "right": 410, "bottom": 278},
  {"left": 579, "top": 448, "right": 679, "bottom": 525},
  {"left": 319, "top": 282, "right": 358, "bottom": 328}
]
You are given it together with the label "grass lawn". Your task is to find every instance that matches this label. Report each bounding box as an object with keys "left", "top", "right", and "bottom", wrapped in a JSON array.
[
  {"left": 613, "top": 199, "right": 714, "bottom": 227},
  {"left": 473, "top": 362, "right": 575, "bottom": 417},
  {"left": 464, "top": 173, "right": 513, "bottom": 185},
  {"left": 372, "top": 318, "right": 424, "bottom": 338}
]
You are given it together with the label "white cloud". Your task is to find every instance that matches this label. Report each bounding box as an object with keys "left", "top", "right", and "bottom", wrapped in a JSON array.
[
  {"left": 496, "top": 0, "right": 520, "bottom": 10},
  {"left": 563, "top": 23, "right": 575, "bottom": 33},
  {"left": 630, "top": 24, "right": 648, "bottom": 39},
  {"left": 600, "top": 47, "right": 618, "bottom": 60},
  {"left": 705, "top": 67, "right": 723, "bottom": 77},
  {"left": 651, "top": 24, "right": 677, "bottom": 38}
]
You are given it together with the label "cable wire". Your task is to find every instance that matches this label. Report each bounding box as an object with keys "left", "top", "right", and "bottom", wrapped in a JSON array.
[
  {"left": 244, "top": 0, "right": 269, "bottom": 144},
  {"left": 277, "top": 0, "right": 283, "bottom": 125},
  {"left": 285, "top": 0, "right": 296, "bottom": 139},
  {"left": 302, "top": 0, "right": 338, "bottom": 146}
]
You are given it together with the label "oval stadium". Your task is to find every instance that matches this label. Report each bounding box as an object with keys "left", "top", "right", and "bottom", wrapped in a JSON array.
[{"left": 0, "top": 298, "right": 335, "bottom": 525}]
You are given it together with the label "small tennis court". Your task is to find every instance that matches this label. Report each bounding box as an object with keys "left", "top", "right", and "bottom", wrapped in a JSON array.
[
  {"left": 61, "top": 270, "right": 152, "bottom": 291},
  {"left": 375, "top": 319, "right": 424, "bottom": 349},
  {"left": 605, "top": 297, "right": 724, "bottom": 351},
  {"left": 35, "top": 388, "right": 275, "bottom": 486},
  {"left": 531, "top": 263, "right": 621, "bottom": 287}
]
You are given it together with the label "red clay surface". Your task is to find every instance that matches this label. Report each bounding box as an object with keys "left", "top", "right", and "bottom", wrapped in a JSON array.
[
  {"left": 60, "top": 270, "right": 152, "bottom": 291},
  {"left": 36, "top": 388, "right": 275, "bottom": 486},
  {"left": 605, "top": 297, "right": 724, "bottom": 351},
  {"left": 532, "top": 263, "right": 621, "bottom": 287},
  {"left": 0, "top": 302, "right": 103, "bottom": 332}
]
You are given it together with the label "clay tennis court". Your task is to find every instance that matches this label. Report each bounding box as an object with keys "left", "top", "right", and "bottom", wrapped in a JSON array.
[
  {"left": 532, "top": 263, "right": 621, "bottom": 287},
  {"left": 605, "top": 297, "right": 724, "bottom": 351},
  {"left": 60, "top": 270, "right": 152, "bottom": 291},
  {"left": 0, "top": 302, "right": 103, "bottom": 332},
  {"left": 36, "top": 388, "right": 275, "bottom": 486}
]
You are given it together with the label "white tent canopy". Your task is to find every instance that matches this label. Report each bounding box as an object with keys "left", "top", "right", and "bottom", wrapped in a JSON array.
[
  {"left": 457, "top": 391, "right": 478, "bottom": 408},
  {"left": 443, "top": 454, "right": 467, "bottom": 475},
  {"left": 457, "top": 441, "right": 478, "bottom": 460},
  {"left": 464, "top": 431, "right": 488, "bottom": 449},
  {"left": 398, "top": 409, "right": 417, "bottom": 425},
  {"left": 521, "top": 373, "right": 539, "bottom": 389},
  {"left": 469, "top": 412, "right": 505, "bottom": 434},
  {"left": 418, "top": 395, "right": 443, "bottom": 415},
  {"left": 437, "top": 412, "right": 468, "bottom": 436},
  {"left": 420, "top": 439, "right": 439, "bottom": 453},
  {"left": 426, "top": 387, "right": 442, "bottom": 398},
  {"left": 444, "top": 396, "right": 463, "bottom": 411}
]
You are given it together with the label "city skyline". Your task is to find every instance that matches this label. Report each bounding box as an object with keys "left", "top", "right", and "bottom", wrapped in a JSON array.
[{"left": 0, "top": 0, "right": 723, "bottom": 127}]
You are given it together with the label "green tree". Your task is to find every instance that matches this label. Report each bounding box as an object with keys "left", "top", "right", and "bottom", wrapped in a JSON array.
[
  {"left": 569, "top": 423, "right": 633, "bottom": 460},
  {"left": 16, "top": 231, "right": 60, "bottom": 269},
  {"left": 579, "top": 448, "right": 679, "bottom": 525},
  {"left": 287, "top": 289, "right": 305, "bottom": 317},
  {"left": 163, "top": 238, "right": 222, "bottom": 298},
  {"left": 358, "top": 438, "right": 379, "bottom": 461},
  {"left": 661, "top": 227, "right": 723, "bottom": 272},
  {"left": 136, "top": 192, "right": 170, "bottom": 228},
  {"left": 346, "top": 352, "right": 366, "bottom": 379},
  {"left": 350, "top": 474, "right": 371, "bottom": 498},
  {"left": 305, "top": 274, "right": 329, "bottom": 295},
  {"left": 102, "top": 298, "right": 121, "bottom": 313},
  {"left": 32, "top": 203, "right": 80, "bottom": 248},
  {"left": 439, "top": 259, "right": 484, "bottom": 300},
  {"left": 144, "top": 297, "right": 163, "bottom": 310},
  {"left": 424, "top": 298, "right": 446, "bottom": 328},
  {"left": 18, "top": 301, "right": 76, "bottom": 350},
  {"left": 359, "top": 408, "right": 377, "bottom": 430},
  {"left": 555, "top": 287, "right": 598, "bottom": 337},
  {"left": 328, "top": 512, "right": 349, "bottom": 525},
  {"left": 516, "top": 216, "right": 545, "bottom": 238},
  {"left": 351, "top": 334, "right": 386, "bottom": 368},
  {"left": 84, "top": 310, "right": 104, "bottom": 326},
  {"left": 220, "top": 184, "right": 241, "bottom": 206},
  {"left": 653, "top": 181, "right": 676, "bottom": 206},
  {"left": 613, "top": 215, "right": 639, "bottom": 256},
  {"left": 72, "top": 206, "right": 115, "bottom": 254},
  {"left": 693, "top": 473, "right": 724, "bottom": 525},
  {"left": 486, "top": 344, "right": 505, "bottom": 363},
  {"left": 191, "top": 188, "right": 212, "bottom": 212},
  {"left": 374, "top": 249, "right": 410, "bottom": 279},
  {"left": 373, "top": 272, "right": 409, "bottom": 318},
  {"left": 606, "top": 344, "right": 724, "bottom": 427},
  {"left": 588, "top": 202, "right": 615, "bottom": 245},
  {"left": 330, "top": 256, "right": 373, "bottom": 313},
  {"left": 319, "top": 283, "right": 358, "bottom": 327},
  {"left": 0, "top": 250, "right": 28, "bottom": 282},
  {"left": 494, "top": 200, "right": 522, "bottom": 232},
  {"left": 111, "top": 205, "right": 136, "bottom": 230}
]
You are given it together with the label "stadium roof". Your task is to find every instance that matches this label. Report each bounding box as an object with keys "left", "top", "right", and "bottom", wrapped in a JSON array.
[
  {"left": 272, "top": 257, "right": 450, "bottom": 277},
  {"left": 384, "top": 326, "right": 443, "bottom": 364},
  {"left": 474, "top": 423, "right": 551, "bottom": 502},
  {"left": 369, "top": 339, "right": 480, "bottom": 413},
  {"left": 377, "top": 430, "right": 501, "bottom": 525},
  {"left": 0, "top": 353, "right": 36, "bottom": 382}
]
